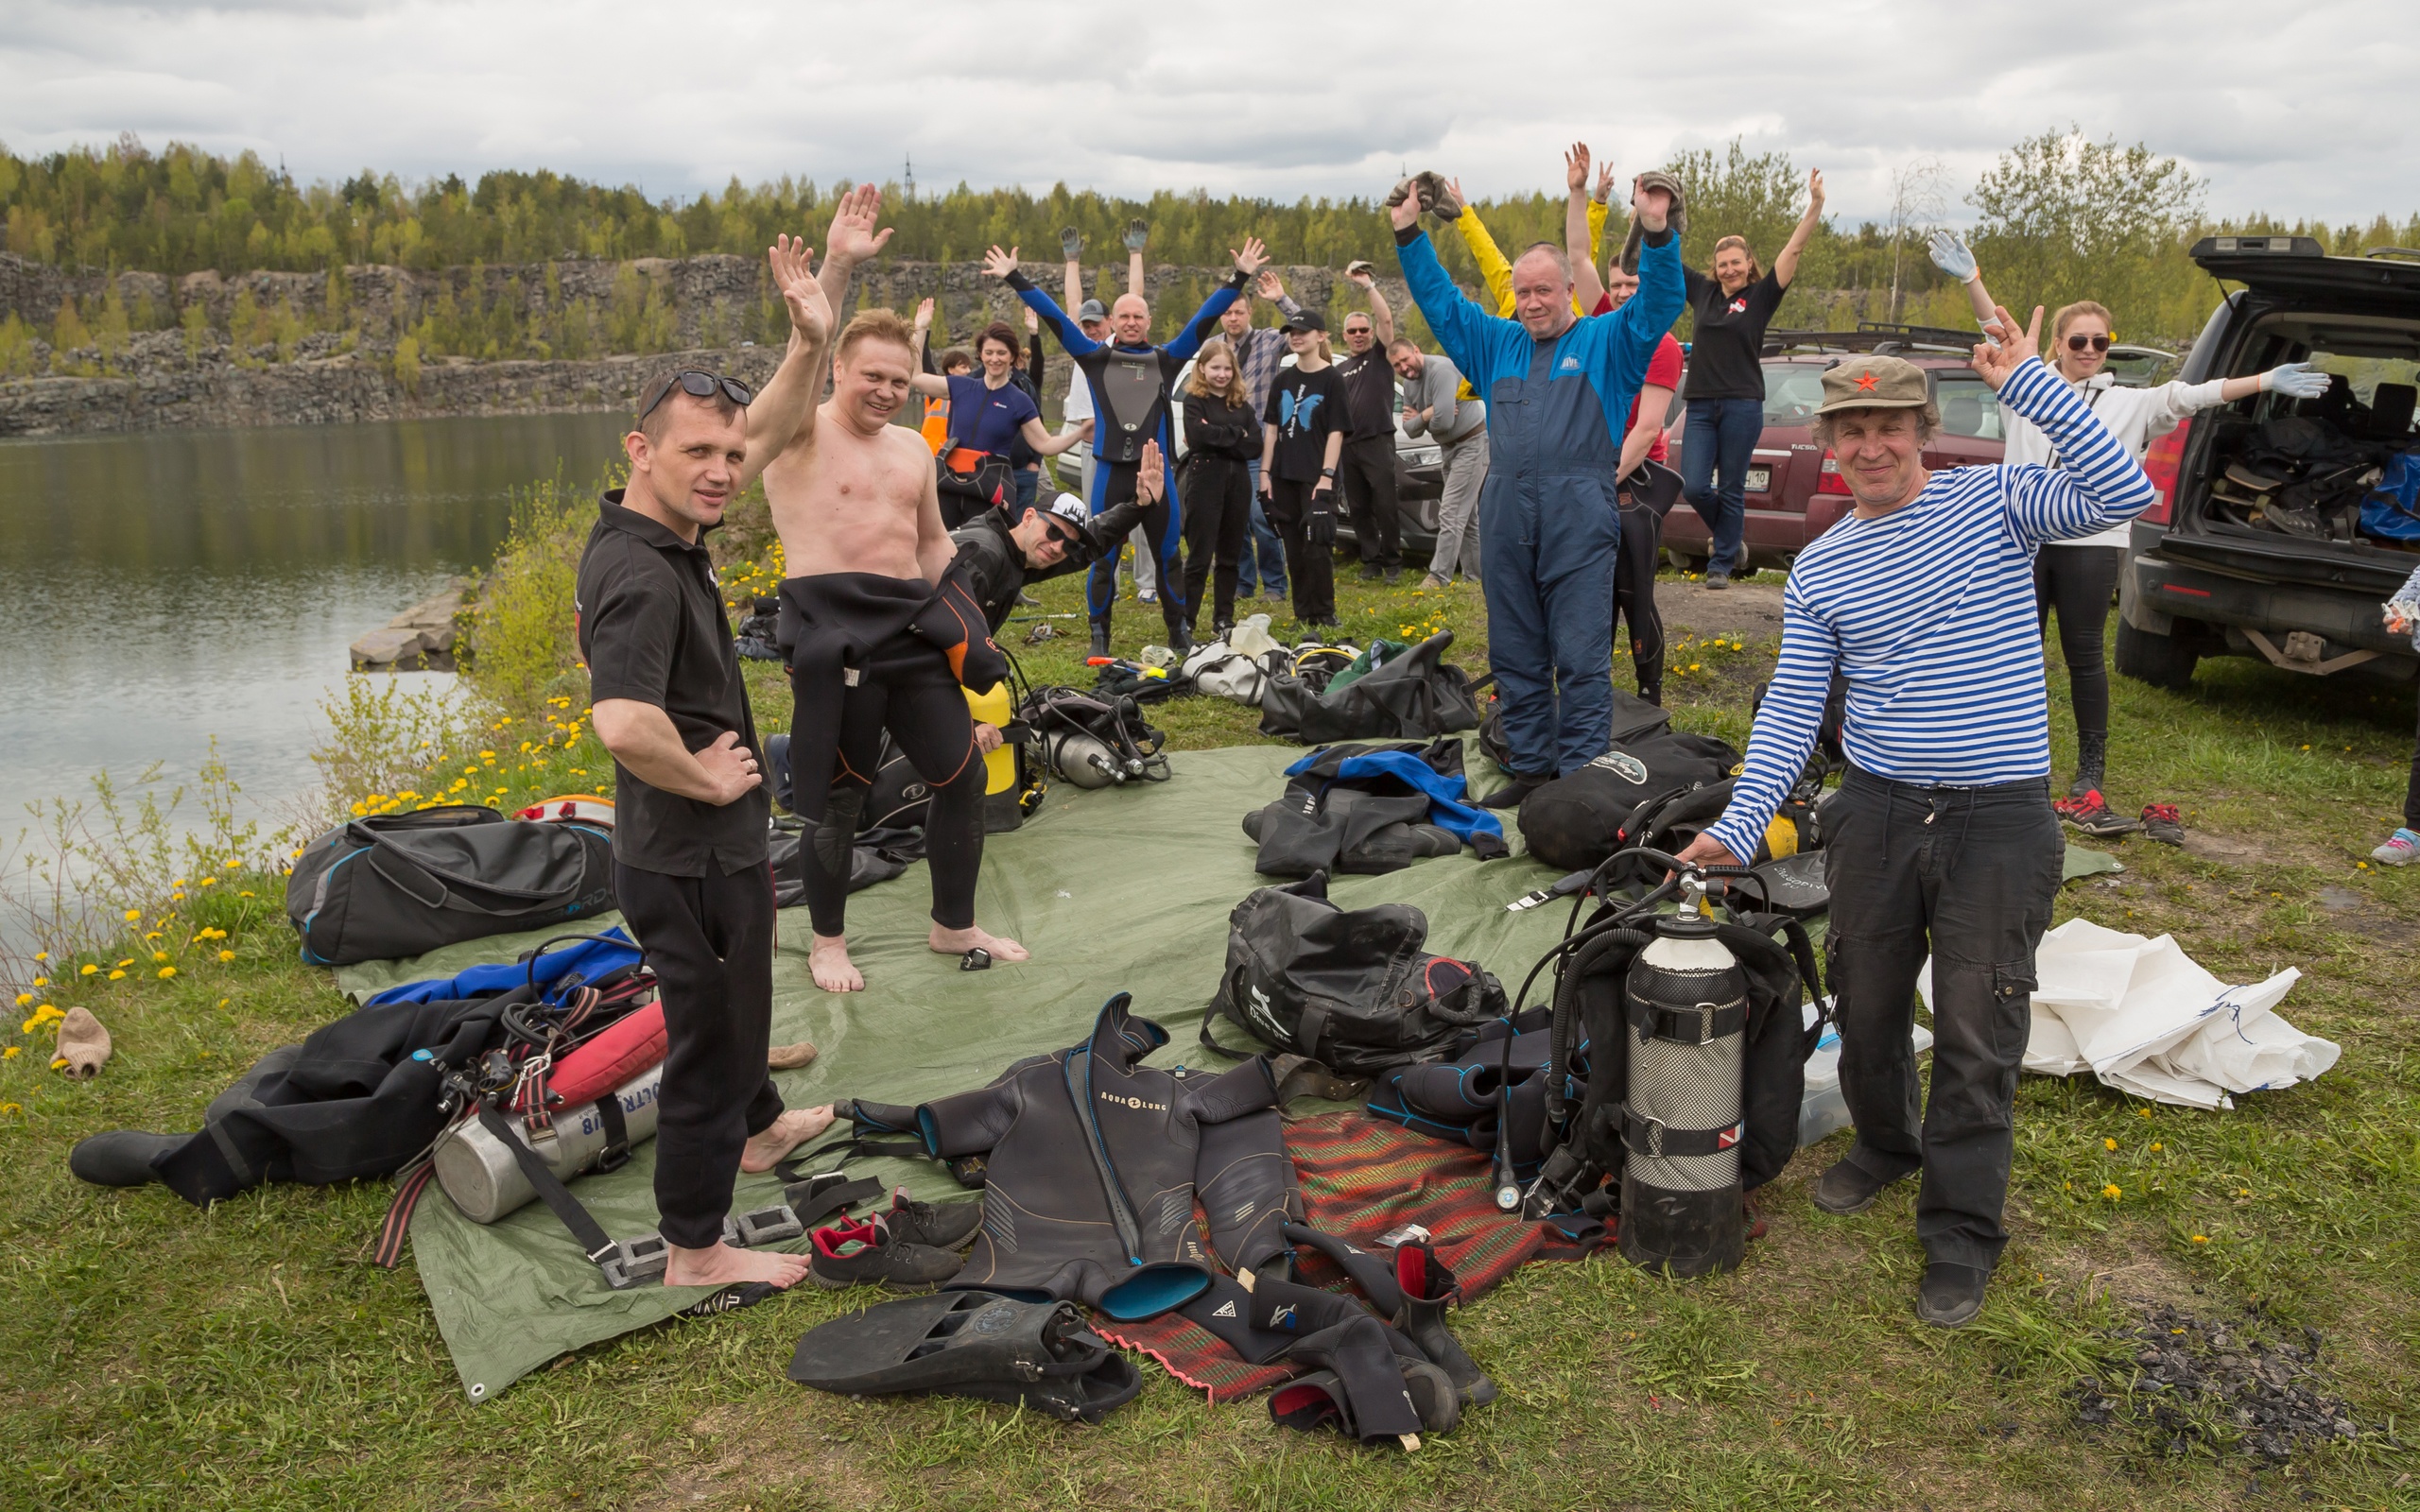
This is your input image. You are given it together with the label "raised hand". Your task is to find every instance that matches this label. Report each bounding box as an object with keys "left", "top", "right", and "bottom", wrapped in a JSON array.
[
  {"left": 1972, "top": 303, "right": 2044, "bottom": 390},
  {"left": 1564, "top": 142, "right": 1591, "bottom": 196},
  {"left": 2263, "top": 361, "right": 2332, "bottom": 400},
  {"left": 823, "top": 183, "right": 893, "bottom": 266},
  {"left": 1632, "top": 179, "right": 1672, "bottom": 234},
  {"left": 1135, "top": 438, "right": 1165, "bottom": 504},
  {"left": 1388, "top": 180, "right": 1422, "bottom": 232},
  {"left": 1591, "top": 160, "right": 1616, "bottom": 205},
  {"left": 1344, "top": 259, "right": 1375, "bottom": 289},
  {"left": 768, "top": 234, "right": 830, "bottom": 342},
  {"left": 912, "top": 297, "right": 934, "bottom": 333},
  {"left": 1255, "top": 268, "right": 1287, "bottom": 302},
  {"left": 1231, "top": 235, "right": 1270, "bottom": 278},
  {"left": 1927, "top": 229, "right": 1978, "bottom": 282},
  {"left": 1806, "top": 168, "right": 1826, "bottom": 214},
  {"left": 1060, "top": 226, "right": 1084, "bottom": 262},
  {"left": 1442, "top": 178, "right": 1468, "bottom": 215},
  {"left": 1124, "top": 218, "right": 1150, "bottom": 253},
  {"left": 1023, "top": 304, "right": 1040, "bottom": 335},
  {"left": 980, "top": 245, "right": 1020, "bottom": 281}
]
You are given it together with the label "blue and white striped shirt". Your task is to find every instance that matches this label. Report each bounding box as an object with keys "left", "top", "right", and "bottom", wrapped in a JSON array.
[{"left": 1704, "top": 357, "right": 2155, "bottom": 863}]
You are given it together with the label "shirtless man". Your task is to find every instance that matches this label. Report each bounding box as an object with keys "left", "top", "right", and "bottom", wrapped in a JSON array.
[{"left": 765, "top": 306, "right": 1028, "bottom": 993}]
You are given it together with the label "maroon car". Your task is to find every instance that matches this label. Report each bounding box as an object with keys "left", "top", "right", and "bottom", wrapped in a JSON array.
[{"left": 1657, "top": 326, "right": 2009, "bottom": 573}]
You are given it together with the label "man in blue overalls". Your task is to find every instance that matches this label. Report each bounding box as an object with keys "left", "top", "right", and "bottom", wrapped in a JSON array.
[{"left": 1392, "top": 177, "right": 1683, "bottom": 805}]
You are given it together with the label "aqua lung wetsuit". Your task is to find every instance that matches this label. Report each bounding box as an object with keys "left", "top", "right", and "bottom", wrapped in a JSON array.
[
  {"left": 1007, "top": 269, "right": 1248, "bottom": 643},
  {"left": 899, "top": 994, "right": 1294, "bottom": 1320},
  {"left": 1395, "top": 221, "right": 1685, "bottom": 779}
]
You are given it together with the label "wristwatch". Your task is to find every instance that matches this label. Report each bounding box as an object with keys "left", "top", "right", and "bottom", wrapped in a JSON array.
[{"left": 1320, "top": 467, "right": 1338, "bottom": 478}]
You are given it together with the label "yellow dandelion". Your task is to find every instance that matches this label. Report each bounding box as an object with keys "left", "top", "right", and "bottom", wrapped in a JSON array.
[
  {"left": 31, "top": 977, "right": 45, "bottom": 988},
  {"left": 108, "top": 970, "right": 125, "bottom": 981},
  {"left": 33, "top": 952, "right": 44, "bottom": 962},
  {"left": 2103, "top": 1184, "right": 2122, "bottom": 1200},
  {"left": 152, "top": 951, "right": 168, "bottom": 963},
  {"left": 79, "top": 964, "right": 98, "bottom": 977},
  {"left": 114, "top": 958, "right": 131, "bottom": 968},
  {"left": 11, "top": 993, "right": 26, "bottom": 1007},
  {"left": 218, "top": 950, "right": 235, "bottom": 963},
  {"left": 0, "top": 1103, "right": 20, "bottom": 1116},
  {"left": 1, "top": 1047, "right": 15, "bottom": 1060},
  {"left": 2150, "top": 1142, "right": 2163, "bottom": 1152},
  {"left": 199, "top": 876, "right": 216, "bottom": 886},
  {"left": 122, "top": 908, "right": 141, "bottom": 922},
  {"left": 2103, "top": 1137, "right": 2118, "bottom": 1151},
  {"left": 158, "top": 967, "right": 176, "bottom": 980},
  {"left": 2190, "top": 1234, "right": 2208, "bottom": 1244},
  {"left": 239, "top": 891, "right": 255, "bottom": 899}
]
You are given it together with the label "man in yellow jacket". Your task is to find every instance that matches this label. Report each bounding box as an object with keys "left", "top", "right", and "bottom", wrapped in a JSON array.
[{"left": 1440, "top": 172, "right": 1612, "bottom": 318}]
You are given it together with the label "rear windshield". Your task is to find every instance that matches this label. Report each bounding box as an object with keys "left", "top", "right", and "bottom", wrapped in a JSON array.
[
  {"left": 2246, "top": 314, "right": 2420, "bottom": 441},
  {"left": 1763, "top": 365, "right": 1825, "bottom": 425}
]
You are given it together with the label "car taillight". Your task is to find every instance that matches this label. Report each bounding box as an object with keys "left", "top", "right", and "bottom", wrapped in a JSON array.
[
  {"left": 1815, "top": 452, "right": 1851, "bottom": 495},
  {"left": 2138, "top": 418, "right": 2189, "bottom": 525}
]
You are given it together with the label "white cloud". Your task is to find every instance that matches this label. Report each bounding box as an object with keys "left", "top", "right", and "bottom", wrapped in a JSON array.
[{"left": 2, "top": 0, "right": 2412, "bottom": 226}]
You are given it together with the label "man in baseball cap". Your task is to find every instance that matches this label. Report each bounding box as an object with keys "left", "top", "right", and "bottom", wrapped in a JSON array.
[
  {"left": 1674, "top": 309, "right": 2158, "bottom": 1329},
  {"left": 945, "top": 438, "right": 1167, "bottom": 635}
]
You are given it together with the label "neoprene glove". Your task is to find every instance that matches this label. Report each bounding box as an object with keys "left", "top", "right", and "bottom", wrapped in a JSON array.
[
  {"left": 1124, "top": 219, "right": 1150, "bottom": 252},
  {"left": 1060, "top": 227, "right": 1084, "bottom": 261},
  {"left": 1305, "top": 493, "right": 1337, "bottom": 546},
  {"left": 1927, "top": 230, "right": 1978, "bottom": 283},
  {"left": 2262, "top": 362, "right": 2331, "bottom": 400}
]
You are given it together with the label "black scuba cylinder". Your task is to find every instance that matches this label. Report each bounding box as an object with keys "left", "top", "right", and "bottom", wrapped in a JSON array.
[{"left": 1617, "top": 873, "right": 1748, "bottom": 1278}]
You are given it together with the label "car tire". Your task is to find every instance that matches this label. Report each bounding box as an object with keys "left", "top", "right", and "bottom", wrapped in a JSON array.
[
  {"left": 2115, "top": 620, "right": 2200, "bottom": 691},
  {"left": 1666, "top": 548, "right": 1709, "bottom": 576}
]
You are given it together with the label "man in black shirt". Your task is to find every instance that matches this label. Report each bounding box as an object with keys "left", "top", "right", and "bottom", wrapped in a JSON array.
[
  {"left": 1332, "top": 265, "right": 1405, "bottom": 582},
  {"left": 577, "top": 227, "right": 847, "bottom": 1294},
  {"left": 1258, "top": 312, "right": 1348, "bottom": 626}
]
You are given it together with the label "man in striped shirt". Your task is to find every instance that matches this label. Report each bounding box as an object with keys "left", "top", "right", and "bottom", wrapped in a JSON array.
[{"left": 1676, "top": 310, "right": 2154, "bottom": 1328}]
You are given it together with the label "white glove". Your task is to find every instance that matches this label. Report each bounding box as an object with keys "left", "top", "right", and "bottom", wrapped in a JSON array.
[
  {"left": 2260, "top": 362, "right": 2331, "bottom": 400},
  {"left": 1927, "top": 230, "right": 1978, "bottom": 283}
]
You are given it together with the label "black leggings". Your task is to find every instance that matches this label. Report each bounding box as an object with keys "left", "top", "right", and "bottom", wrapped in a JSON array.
[
  {"left": 2405, "top": 699, "right": 2420, "bottom": 830},
  {"left": 614, "top": 859, "right": 782, "bottom": 1250},
  {"left": 1263, "top": 479, "right": 1338, "bottom": 623},
  {"left": 801, "top": 668, "right": 984, "bottom": 937},
  {"left": 1182, "top": 456, "right": 1253, "bottom": 632},
  {"left": 1614, "top": 503, "right": 1665, "bottom": 703},
  {"left": 2033, "top": 544, "right": 2122, "bottom": 744}
]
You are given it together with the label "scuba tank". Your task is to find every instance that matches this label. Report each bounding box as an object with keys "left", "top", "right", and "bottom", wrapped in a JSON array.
[
  {"left": 1040, "top": 728, "right": 1125, "bottom": 788},
  {"left": 1618, "top": 871, "right": 1747, "bottom": 1278},
  {"left": 434, "top": 1065, "right": 661, "bottom": 1223}
]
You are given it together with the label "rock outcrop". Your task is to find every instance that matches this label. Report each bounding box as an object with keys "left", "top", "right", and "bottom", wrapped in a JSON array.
[{"left": 351, "top": 580, "right": 477, "bottom": 672}]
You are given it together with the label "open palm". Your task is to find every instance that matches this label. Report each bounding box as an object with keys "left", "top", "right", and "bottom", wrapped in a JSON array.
[
  {"left": 824, "top": 183, "right": 893, "bottom": 265},
  {"left": 769, "top": 234, "right": 830, "bottom": 342},
  {"left": 980, "top": 245, "right": 1020, "bottom": 281}
]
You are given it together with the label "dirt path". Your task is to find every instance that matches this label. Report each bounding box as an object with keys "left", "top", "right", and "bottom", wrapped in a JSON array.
[{"left": 1658, "top": 576, "right": 1786, "bottom": 639}]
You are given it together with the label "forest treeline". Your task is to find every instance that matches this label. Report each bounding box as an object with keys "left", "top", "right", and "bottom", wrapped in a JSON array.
[{"left": 4, "top": 129, "right": 2416, "bottom": 384}]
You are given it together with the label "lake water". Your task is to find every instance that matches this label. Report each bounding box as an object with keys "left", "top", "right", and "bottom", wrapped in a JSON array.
[{"left": 0, "top": 413, "right": 631, "bottom": 839}]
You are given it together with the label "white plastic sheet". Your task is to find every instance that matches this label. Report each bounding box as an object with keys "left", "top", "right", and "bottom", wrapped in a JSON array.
[{"left": 1920, "top": 919, "right": 2338, "bottom": 1110}]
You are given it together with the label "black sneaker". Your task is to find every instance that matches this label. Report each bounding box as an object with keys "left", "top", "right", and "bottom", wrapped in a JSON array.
[
  {"left": 881, "top": 1188, "right": 983, "bottom": 1250},
  {"left": 1358, "top": 563, "right": 1384, "bottom": 582},
  {"left": 1809, "top": 1157, "right": 1908, "bottom": 1215},
  {"left": 1704, "top": 569, "right": 1731, "bottom": 591},
  {"left": 808, "top": 1214, "right": 964, "bottom": 1292},
  {"left": 2140, "top": 803, "right": 2185, "bottom": 846},
  {"left": 1916, "top": 1263, "right": 1989, "bottom": 1328},
  {"left": 1383, "top": 567, "right": 1402, "bottom": 585}
]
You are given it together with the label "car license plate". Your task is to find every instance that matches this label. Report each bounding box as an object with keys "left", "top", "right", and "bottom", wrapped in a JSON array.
[{"left": 1745, "top": 467, "right": 1772, "bottom": 494}]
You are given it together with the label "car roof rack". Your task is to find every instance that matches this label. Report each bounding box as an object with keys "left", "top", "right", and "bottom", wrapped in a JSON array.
[
  {"left": 1761, "top": 321, "right": 1977, "bottom": 356},
  {"left": 2363, "top": 247, "right": 2420, "bottom": 265}
]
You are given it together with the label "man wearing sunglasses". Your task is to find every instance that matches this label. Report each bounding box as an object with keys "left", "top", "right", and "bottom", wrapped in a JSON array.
[
  {"left": 576, "top": 231, "right": 842, "bottom": 1296},
  {"left": 949, "top": 443, "right": 1159, "bottom": 635}
]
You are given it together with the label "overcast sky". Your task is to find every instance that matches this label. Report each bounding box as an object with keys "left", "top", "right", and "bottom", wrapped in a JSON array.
[{"left": 4, "top": 0, "right": 2412, "bottom": 228}]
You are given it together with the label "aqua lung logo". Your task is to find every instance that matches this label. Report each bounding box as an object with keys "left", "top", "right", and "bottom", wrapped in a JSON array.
[
  {"left": 1589, "top": 751, "right": 1650, "bottom": 784},
  {"left": 1098, "top": 1091, "right": 1168, "bottom": 1112}
]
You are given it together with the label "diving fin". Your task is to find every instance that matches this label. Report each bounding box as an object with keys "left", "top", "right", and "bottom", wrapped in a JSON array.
[{"left": 786, "top": 1291, "right": 1140, "bottom": 1423}]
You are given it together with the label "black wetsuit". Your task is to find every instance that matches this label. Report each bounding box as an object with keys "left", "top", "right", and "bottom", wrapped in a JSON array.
[
  {"left": 948, "top": 496, "right": 1149, "bottom": 635},
  {"left": 1180, "top": 389, "right": 1263, "bottom": 633},
  {"left": 1008, "top": 269, "right": 1248, "bottom": 642},
  {"left": 777, "top": 571, "right": 1006, "bottom": 938},
  {"left": 910, "top": 994, "right": 1289, "bottom": 1320}
]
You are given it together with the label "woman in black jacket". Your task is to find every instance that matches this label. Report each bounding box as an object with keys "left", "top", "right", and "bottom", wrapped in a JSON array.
[{"left": 1179, "top": 338, "right": 1263, "bottom": 640}]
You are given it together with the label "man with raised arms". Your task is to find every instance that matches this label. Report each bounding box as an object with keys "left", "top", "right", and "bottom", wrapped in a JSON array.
[
  {"left": 577, "top": 230, "right": 844, "bottom": 1294},
  {"left": 763, "top": 301, "right": 1027, "bottom": 996}
]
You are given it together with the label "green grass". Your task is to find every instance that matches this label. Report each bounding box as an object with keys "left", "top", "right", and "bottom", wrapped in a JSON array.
[{"left": 2, "top": 561, "right": 2415, "bottom": 1511}]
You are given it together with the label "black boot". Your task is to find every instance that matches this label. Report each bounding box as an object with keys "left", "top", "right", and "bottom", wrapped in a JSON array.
[
  {"left": 1394, "top": 1241, "right": 1495, "bottom": 1406},
  {"left": 2071, "top": 728, "right": 2107, "bottom": 799},
  {"left": 1089, "top": 621, "right": 1111, "bottom": 661}
]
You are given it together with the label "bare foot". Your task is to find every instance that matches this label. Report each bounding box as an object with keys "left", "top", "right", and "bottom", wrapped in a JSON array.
[
  {"left": 662, "top": 1240, "right": 813, "bottom": 1290},
  {"left": 810, "top": 934, "right": 863, "bottom": 992},
  {"left": 739, "top": 1105, "right": 836, "bottom": 1173},
  {"left": 929, "top": 922, "right": 1030, "bottom": 963}
]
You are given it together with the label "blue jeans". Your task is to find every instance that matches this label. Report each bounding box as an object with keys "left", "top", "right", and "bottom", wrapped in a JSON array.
[
  {"left": 1012, "top": 467, "right": 1040, "bottom": 515},
  {"left": 1681, "top": 397, "right": 1761, "bottom": 576},
  {"left": 1235, "top": 458, "right": 1288, "bottom": 598}
]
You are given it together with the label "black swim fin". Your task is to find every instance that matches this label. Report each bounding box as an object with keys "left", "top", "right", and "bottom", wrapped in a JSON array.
[{"left": 786, "top": 1291, "right": 1139, "bottom": 1424}]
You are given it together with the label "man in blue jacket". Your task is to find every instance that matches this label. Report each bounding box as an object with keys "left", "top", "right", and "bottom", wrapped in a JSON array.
[{"left": 1392, "top": 177, "right": 1682, "bottom": 803}]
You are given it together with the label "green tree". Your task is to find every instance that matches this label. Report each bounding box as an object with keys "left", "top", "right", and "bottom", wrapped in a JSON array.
[{"left": 1967, "top": 128, "right": 2205, "bottom": 339}]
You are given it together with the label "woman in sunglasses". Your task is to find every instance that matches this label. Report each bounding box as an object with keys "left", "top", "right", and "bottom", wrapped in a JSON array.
[{"left": 1931, "top": 232, "right": 2330, "bottom": 836}]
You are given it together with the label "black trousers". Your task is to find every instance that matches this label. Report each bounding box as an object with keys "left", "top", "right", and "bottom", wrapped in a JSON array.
[
  {"left": 1338, "top": 434, "right": 1400, "bottom": 568},
  {"left": 1822, "top": 767, "right": 2063, "bottom": 1271},
  {"left": 2032, "top": 543, "right": 2122, "bottom": 747},
  {"left": 614, "top": 859, "right": 783, "bottom": 1251},
  {"left": 799, "top": 660, "right": 984, "bottom": 937},
  {"left": 1263, "top": 479, "right": 1338, "bottom": 623},
  {"left": 1613, "top": 502, "right": 1666, "bottom": 703},
  {"left": 1181, "top": 456, "right": 1253, "bottom": 633},
  {"left": 2404, "top": 697, "right": 2420, "bottom": 830}
]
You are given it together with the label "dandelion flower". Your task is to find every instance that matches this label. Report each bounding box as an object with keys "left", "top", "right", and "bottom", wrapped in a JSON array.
[
  {"left": 218, "top": 950, "right": 234, "bottom": 963},
  {"left": 122, "top": 909, "right": 141, "bottom": 922},
  {"left": 239, "top": 891, "right": 254, "bottom": 899},
  {"left": 1, "top": 1047, "right": 15, "bottom": 1060},
  {"left": 0, "top": 1103, "right": 21, "bottom": 1116},
  {"left": 11, "top": 993, "right": 26, "bottom": 1007},
  {"left": 31, "top": 977, "right": 45, "bottom": 988},
  {"left": 2103, "top": 1137, "right": 2118, "bottom": 1151},
  {"left": 199, "top": 876, "right": 216, "bottom": 886},
  {"left": 115, "top": 958, "right": 131, "bottom": 969},
  {"left": 158, "top": 967, "right": 176, "bottom": 980},
  {"left": 33, "top": 952, "right": 45, "bottom": 962},
  {"left": 2190, "top": 1234, "right": 2208, "bottom": 1245},
  {"left": 79, "top": 964, "right": 98, "bottom": 977},
  {"left": 108, "top": 970, "right": 125, "bottom": 981},
  {"left": 152, "top": 952, "right": 168, "bottom": 963},
  {"left": 2150, "top": 1142, "right": 2162, "bottom": 1152},
  {"left": 2103, "top": 1184, "right": 2122, "bottom": 1199}
]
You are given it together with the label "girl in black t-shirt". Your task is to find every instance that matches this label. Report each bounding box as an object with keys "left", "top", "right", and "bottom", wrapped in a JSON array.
[
  {"left": 1679, "top": 168, "right": 1824, "bottom": 588},
  {"left": 1258, "top": 315, "right": 1347, "bottom": 627}
]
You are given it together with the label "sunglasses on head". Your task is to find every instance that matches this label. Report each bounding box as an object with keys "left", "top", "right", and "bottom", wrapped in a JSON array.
[
  {"left": 2065, "top": 334, "right": 2114, "bottom": 353},
  {"left": 638, "top": 369, "right": 753, "bottom": 423}
]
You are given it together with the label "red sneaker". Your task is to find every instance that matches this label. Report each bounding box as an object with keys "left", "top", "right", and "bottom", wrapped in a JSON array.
[
  {"left": 2139, "top": 803, "right": 2185, "bottom": 846},
  {"left": 2056, "top": 789, "right": 2141, "bottom": 837}
]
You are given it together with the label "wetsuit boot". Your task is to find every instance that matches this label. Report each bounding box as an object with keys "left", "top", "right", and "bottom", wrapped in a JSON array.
[
  {"left": 1396, "top": 1240, "right": 1496, "bottom": 1407},
  {"left": 1281, "top": 1222, "right": 1404, "bottom": 1317},
  {"left": 1089, "top": 620, "right": 1111, "bottom": 660}
]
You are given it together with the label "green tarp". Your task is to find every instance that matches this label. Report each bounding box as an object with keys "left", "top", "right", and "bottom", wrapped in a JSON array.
[{"left": 337, "top": 742, "right": 1578, "bottom": 1402}]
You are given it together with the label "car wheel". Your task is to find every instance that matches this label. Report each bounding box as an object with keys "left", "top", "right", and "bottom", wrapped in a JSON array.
[
  {"left": 2114, "top": 620, "right": 2200, "bottom": 692},
  {"left": 1666, "top": 548, "right": 1709, "bottom": 576}
]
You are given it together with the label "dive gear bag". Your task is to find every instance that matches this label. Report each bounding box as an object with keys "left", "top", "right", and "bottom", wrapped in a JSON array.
[
  {"left": 1257, "top": 630, "right": 1483, "bottom": 745},
  {"left": 286, "top": 803, "right": 615, "bottom": 966},
  {"left": 1204, "top": 872, "right": 1508, "bottom": 1075},
  {"left": 1514, "top": 730, "right": 1742, "bottom": 873}
]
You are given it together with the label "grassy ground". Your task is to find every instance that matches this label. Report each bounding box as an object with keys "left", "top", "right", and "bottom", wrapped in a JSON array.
[{"left": 2, "top": 556, "right": 2415, "bottom": 1511}]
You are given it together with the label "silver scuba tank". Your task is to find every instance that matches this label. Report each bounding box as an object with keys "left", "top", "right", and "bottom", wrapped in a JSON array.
[
  {"left": 1618, "top": 873, "right": 1748, "bottom": 1278},
  {"left": 1040, "top": 729, "right": 1124, "bottom": 788},
  {"left": 433, "top": 1066, "right": 662, "bottom": 1224}
]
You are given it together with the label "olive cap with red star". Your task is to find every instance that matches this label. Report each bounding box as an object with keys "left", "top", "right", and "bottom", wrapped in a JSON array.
[{"left": 1815, "top": 354, "right": 1931, "bottom": 415}]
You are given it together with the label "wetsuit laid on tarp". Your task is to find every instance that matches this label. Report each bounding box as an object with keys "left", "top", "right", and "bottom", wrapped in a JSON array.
[
  {"left": 1007, "top": 270, "right": 1247, "bottom": 644},
  {"left": 908, "top": 993, "right": 1289, "bottom": 1320},
  {"left": 1394, "top": 220, "right": 1684, "bottom": 781}
]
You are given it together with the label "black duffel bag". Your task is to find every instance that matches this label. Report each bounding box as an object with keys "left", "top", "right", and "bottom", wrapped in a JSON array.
[
  {"left": 1258, "top": 630, "right": 1482, "bottom": 745},
  {"left": 286, "top": 805, "right": 615, "bottom": 966},
  {"left": 1201, "top": 871, "right": 1506, "bottom": 1075},
  {"left": 1515, "top": 730, "right": 1741, "bottom": 872}
]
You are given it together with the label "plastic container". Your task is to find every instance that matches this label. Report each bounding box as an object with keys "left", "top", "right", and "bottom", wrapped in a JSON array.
[{"left": 1797, "top": 999, "right": 1934, "bottom": 1148}]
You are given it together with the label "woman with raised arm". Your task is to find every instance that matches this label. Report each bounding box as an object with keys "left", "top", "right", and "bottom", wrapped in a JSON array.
[
  {"left": 908, "top": 317, "right": 1089, "bottom": 528},
  {"left": 1677, "top": 168, "right": 1824, "bottom": 590},
  {"left": 1930, "top": 232, "right": 2329, "bottom": 834}
]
